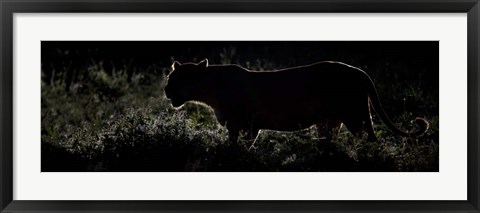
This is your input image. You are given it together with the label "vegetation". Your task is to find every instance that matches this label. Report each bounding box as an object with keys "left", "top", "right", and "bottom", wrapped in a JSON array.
[{"left": 41, "top": 42, "right": 439, "bottom": 172}]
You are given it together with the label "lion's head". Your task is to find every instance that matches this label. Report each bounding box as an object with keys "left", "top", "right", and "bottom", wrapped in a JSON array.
[{"left": 165, "top": 59, "right": 208, "bottom": 107}]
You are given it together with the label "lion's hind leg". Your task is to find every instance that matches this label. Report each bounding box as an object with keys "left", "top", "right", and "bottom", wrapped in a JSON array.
[
  {"left": 364, "top": 114, "right": 377, "bottom": 142},
  {"left": 341, "top": 113, "right": 377, "bottom": 142}
]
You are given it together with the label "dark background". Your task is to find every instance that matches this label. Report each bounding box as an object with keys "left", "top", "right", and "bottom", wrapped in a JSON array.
[{"left": 42, "top": 41, "right": 438, "bottom": 83}]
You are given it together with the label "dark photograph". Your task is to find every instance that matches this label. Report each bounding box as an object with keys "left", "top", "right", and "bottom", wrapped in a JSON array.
[{"left": 41, "top": 41, "right": 439, "bottom": 172}]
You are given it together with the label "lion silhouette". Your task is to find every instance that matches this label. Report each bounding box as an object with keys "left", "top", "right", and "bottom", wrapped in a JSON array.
[{"left": 165, "top": 59, "right": 429, "bottom": 142}]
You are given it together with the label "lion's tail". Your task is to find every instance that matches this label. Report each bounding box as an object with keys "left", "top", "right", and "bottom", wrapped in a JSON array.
[{"left": 366, "top": 76, "right": 429, "bottom": 137}]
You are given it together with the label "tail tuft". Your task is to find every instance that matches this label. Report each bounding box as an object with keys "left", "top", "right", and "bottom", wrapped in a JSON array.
[{"left": 410, "top": 117, "right": 429, "bottom": 137}]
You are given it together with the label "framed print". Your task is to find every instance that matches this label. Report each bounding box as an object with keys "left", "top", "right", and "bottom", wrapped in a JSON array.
[{"left": 1, "top": 0, "right": 479, "bottom": 212}]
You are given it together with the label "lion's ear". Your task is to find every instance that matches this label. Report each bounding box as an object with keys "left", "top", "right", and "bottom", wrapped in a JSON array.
[
  {"left": 171, "top": 61, "right": 181, "bottom": 71},
  {"left": 198, "top": 59, "right": 208, "bottom": 68}
]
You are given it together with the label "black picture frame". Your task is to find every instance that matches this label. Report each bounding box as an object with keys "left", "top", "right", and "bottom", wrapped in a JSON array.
[{"left": 1, "top": 0, "right": 479, "bottom": 212}]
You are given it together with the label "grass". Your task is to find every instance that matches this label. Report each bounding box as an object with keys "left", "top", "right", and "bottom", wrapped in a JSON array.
[{"left": 41, "top": 58, "right": 439, "bottom": 172}]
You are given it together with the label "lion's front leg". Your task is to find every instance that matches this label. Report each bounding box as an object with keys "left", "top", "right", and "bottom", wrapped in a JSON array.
[
  {"left": 316, "top": 119, "right": 342, "bottom": 142},
  {"left": 247, "top": 129, "right": 262, "bottom": 151}
]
